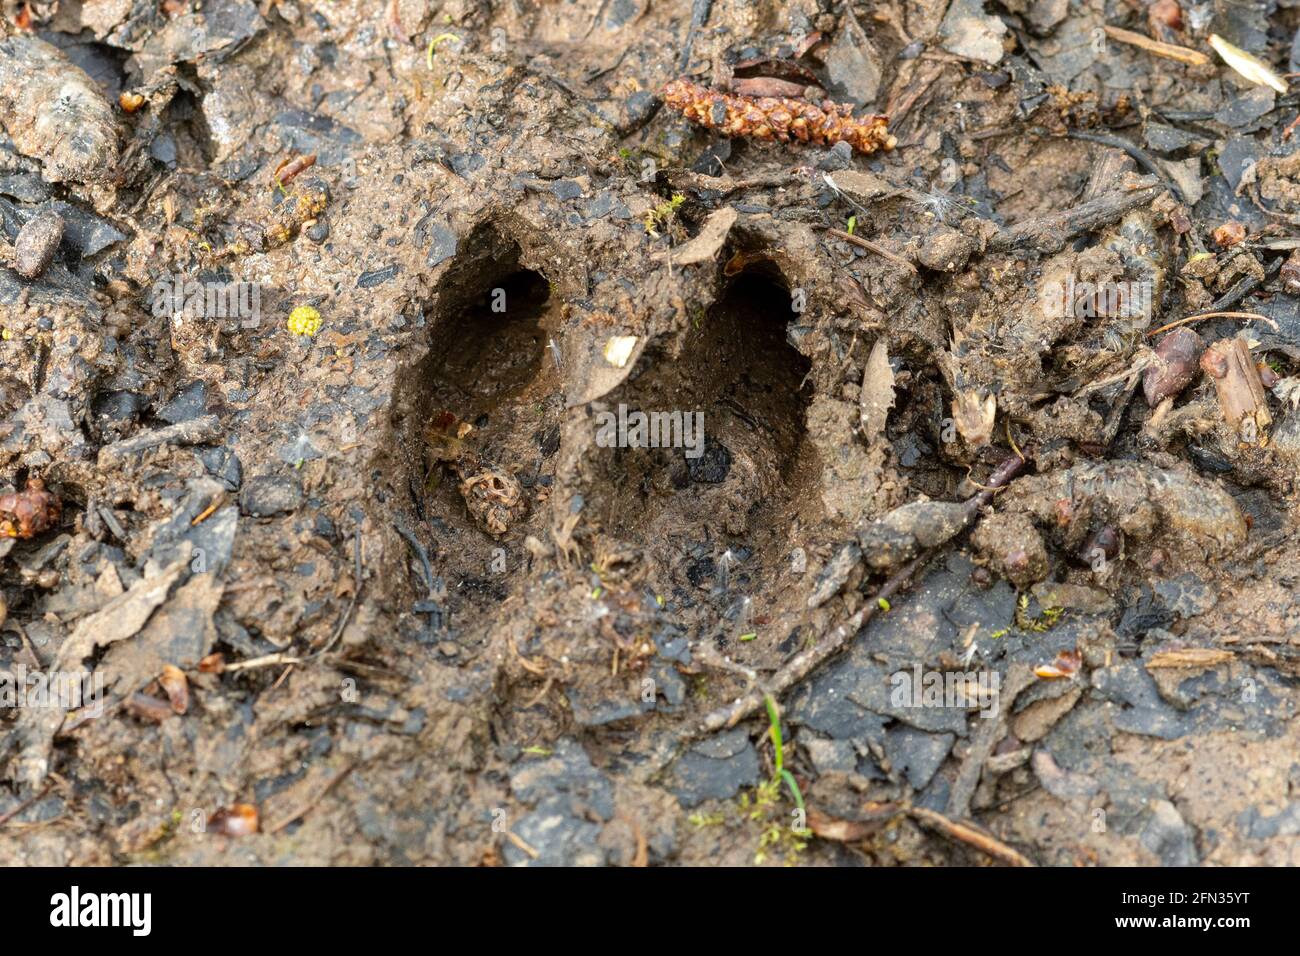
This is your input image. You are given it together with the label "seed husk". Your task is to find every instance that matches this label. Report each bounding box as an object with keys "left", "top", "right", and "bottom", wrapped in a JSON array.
[{"left": 1142, "top": 327, "right": 1204, "bottom": 406}]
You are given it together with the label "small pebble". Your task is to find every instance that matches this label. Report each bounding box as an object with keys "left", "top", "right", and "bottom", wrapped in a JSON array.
[{"left": 13, "top": 209, "right": 64, "bottom": 279}]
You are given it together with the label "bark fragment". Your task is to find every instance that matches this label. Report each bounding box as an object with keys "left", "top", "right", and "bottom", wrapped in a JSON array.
[{"left": 1201, "top": 336, "right": 1271, "bottom": 443}]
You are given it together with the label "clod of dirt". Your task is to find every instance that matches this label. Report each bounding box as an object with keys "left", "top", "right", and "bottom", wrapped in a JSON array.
[
  {"left": 0, "top": 35, "right": 120, "bottom": 183},
  {"left": 254, "top": 178, "right": 330, "bottom": 251},
  {"left": 13, "top": 209, "right": 64, "bottom": 279},
  {"left": 997, "top": 461, "right": 1248, "bottom": 559},
  {"left": 858, "top": 500, "right": 969, "bottom": 571},
  {"left": 457, "top": 466, "right": 528, "bottom": 537},
  {"left": 970, "top": 511, "right": 1048, "bottom": 587}
]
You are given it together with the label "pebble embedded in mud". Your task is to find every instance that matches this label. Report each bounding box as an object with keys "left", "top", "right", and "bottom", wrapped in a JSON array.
[
  {"left": 970, "top": 511, "right": 1049, "bottom": 586},
  {"left": 1001, "top": 461, "right": 1248, "bottom": 557},
  {"left": 858, "top": 500, "right": 970, "bottom": 571},
  {"left": 13, "top": 209, "right": 65, "bottom": 279},
  {"left": 239, "top": 475, "right": 304, "bottom": 517}
]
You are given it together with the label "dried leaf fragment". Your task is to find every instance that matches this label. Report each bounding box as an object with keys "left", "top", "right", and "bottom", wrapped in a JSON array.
[
  {"left": 1208, "top": 33, "right": 1288, "bottom": 94},
  {"left": 1035, "top": 648, "right": 1082, "bottom": 680},
  {"left": 951, "top": 388, "right": 997, "bottom": 449},
  {"left": 603, "top": 335, "right": 638, "bottom": 368},
  {"left": 859, "top": 338, "right": 895, "bottom": 438}
]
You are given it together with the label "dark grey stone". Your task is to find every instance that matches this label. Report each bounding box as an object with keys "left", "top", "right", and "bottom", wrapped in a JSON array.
[
  {"left": 239, "top": 474, "right": 303, "bottom": 516},
  {"left": 817, "top": 141, "right": 854, "bottom": 171},
  {"left": 1140, "top": 800, "right": 1199, "bottom": 867},
  {"left": 884, "top": 725, "right": 955, "bottom": 789},
  {"left": 198, "top": 445, "right": 242, "bottom": 490},
  {"left": 510, "top": 738, "right": 615, "bottom": 820},
  {"left": 669, "top": 727, "right": 760, "bottom": 808},
  {"left": 357, "top": 264, "right": 399, "bottom": 288},
  {"left": 157, "top": 381, "right": 208, "bottom": 424},
  {"left": 426, "top": 222, "right": 457, "bottom": 266}
]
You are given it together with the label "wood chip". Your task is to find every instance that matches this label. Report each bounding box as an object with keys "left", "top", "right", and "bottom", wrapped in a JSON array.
[
  {"left": 1201, "top": 336, "right": 1271, "bottom": 442},
  {"left": 1145, "top": 647, "right": 1234, "bottom": 669},
  {"left": 859, "top": 338, "right": 895, "bottom": 438},
  {"left": 665, "top": 206, "right": 737, "bottom": 266},
  {"left": 1103, "top": 25, "right": 1209, "bottom": 66}
]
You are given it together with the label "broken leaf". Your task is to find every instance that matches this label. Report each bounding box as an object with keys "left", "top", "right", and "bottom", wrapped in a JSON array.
[{"left": 1209, "top": 33, "right": 1287, "bottom": 94}]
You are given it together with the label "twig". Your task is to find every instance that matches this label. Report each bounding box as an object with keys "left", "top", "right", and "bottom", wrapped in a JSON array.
[
  {"left": 1063, "top": 130, "right": 1185, "bottom": 204},
  {"left": 190, "top": 494, "right": 227, "bottom": 526},
  {"left": 0, "top": 783, "right": 52, "bottom": 827},
  {"left": 505, "top": 830, "right": 540, "bottom": 860},
  {"left": 1077, "top": 352, "right": 1154, "bottom": 395},
  {"left": 946, "top": 663, "right": 1034, "bottom": 819},
  {"left": 223, "top": 652, "right": 302, "bottom": 672},
  {"left": 304, "top": 530, "right": 364, "bottom": 661},
  {"left": 908, "top": 806, "right": 1035, "bottom": 867},
  {"left": 1145, "top": 311, "right": 1271, "bottom": 337},
  {"left": 1102, "top": 25, "right": 1209, "bottom": 66},
  {"left": 825, "top": 227, "right": 918, "bottom": 273},
  {"left": 265, "top": 762, "right": 356, "bottom": 835},
  {"left": 987, "top": 177, "right": 1164, "bottom": 253},
  {"left": 698, "top": 453, "right": 1028, "bottom": 734},
  {"left": 97, "top": 415, "right": 222, "bottom": 467}
]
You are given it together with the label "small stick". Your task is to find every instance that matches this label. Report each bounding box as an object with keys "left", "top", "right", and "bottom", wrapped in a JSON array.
[
  {"left": 304, "top": 530, "right": 364, "bottom": 661},
  {"left": 699, "top": 453, "right": 1028, "bottom": 734},
  {"left": 265, "top": 762, "right": 355, "bottom": 835},
  {"left": 946, "top": 664, "right": 1034, "bottom": 819},
  {"left": 97, "top": 415, "right": 222, "bottom": 467},
  {"left": 223, "top": 652, "right": 302, "bottom": 672},
  {"left": 0, "top": 783, "right": 52, "bottom": 827},
  {"left": 1102, "top": 25, "right": 1209, "bottom": 66},
  {"left": 825, "top": 228, "right": 918, "bottom": 273},
  {"left": 1077, "top": 352, "right": 1154, "bottom": 395},
  {"left": 908, "top": 806, "right": 1035, "bottom": 867},
  {"left": 506, "top": 830, "right": 540, "bottom": 860},
  {"left": 190, "top": 494, "right": 226, "bottom": 526},
  {"left": 1063, "top": 131, "right": 1185, "bottom": 203},
  {"left": 988, "top": 178, "right": 1164, "bottom": 253},
  {"left": 98, "top": 505, "right": 127, "bottom": 541},
  {"left": 1145, "top": 311, "right": 1270, "bottom": 337}
]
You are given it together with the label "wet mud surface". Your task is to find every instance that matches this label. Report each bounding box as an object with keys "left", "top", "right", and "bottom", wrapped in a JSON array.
[{"left": 3, "top": 0, "right": 1300, "bottom": 866}]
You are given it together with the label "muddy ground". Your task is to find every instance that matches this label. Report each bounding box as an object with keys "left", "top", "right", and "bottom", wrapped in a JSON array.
[{"left": 3, "top": 0, "right": 1300, "bottom": 866}]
